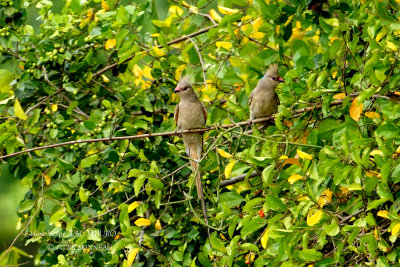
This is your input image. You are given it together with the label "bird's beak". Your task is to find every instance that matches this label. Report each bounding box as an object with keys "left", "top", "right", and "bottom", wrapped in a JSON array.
[
  {"left": 278, "top": 77, "right": 284, "bottom": 82},
  {"left": 174, "top": 87, "right": 182, "bottom": 92}
]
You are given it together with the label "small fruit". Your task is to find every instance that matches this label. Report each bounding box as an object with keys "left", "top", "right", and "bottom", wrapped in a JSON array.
[
  {"left": 257, "top": 209, "right": 265, "bottom": 218},
  {"left": 92, "top": 95, "right": 97, "bottom": 100}
]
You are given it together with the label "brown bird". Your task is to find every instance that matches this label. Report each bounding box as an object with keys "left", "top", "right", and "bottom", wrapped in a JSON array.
[
  {"left": 174, "top": 76, "right": 210, "bottom": 236},
  {"left": 248, "top": 64, "right": 284, "bottom": 121}
]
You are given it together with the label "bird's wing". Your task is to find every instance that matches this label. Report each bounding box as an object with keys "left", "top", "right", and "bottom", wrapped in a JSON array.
[
  {"left": 248, "top": 89, "right": 255, "bottom": 106},
  {"left": 201, "top": 102, "right": 207, "bottom": 122},
  {"left": 174, "top": 104, "right": 179, "bottom": 125}
]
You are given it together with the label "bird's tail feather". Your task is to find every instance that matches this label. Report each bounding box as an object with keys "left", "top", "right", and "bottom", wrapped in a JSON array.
[{"left": 188, "top": 143, "right": 210, "bottom": 237}]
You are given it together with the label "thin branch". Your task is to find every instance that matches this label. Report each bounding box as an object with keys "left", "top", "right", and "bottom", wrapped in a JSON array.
[
  {"left": 187, "top": 37, "right": 209, "bottom": 90},
  {"left": 7, "top": 48, "right": 26, "bottom": 62},
  {"left": 92, "top": 25, "right": 218, "bottom": 78},
  {"left": 1, "top": 92, "right": 391, "bottom": 161},
  {"left": 42, "top": 66, "right": 89, "bottom": 119},
  {"left": 220, "top": 170, "right": 258, "bottom": 187}
]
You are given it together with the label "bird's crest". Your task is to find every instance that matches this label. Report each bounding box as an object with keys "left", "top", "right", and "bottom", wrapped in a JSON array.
[
  {"left": 177, "top": 74, "right": 192, "bottom": 89},
  {"left": 265, "top": 63, "right": 279, "bottom": 76}
]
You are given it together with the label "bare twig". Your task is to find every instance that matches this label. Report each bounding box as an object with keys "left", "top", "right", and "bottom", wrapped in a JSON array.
[{"left": 187, "top": 37, "right": 209, "bottom": 90}]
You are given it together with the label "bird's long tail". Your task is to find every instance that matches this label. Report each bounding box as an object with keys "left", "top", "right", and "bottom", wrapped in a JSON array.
[{"left": 188, "top": 143, "right": 210, "bottom": 238}]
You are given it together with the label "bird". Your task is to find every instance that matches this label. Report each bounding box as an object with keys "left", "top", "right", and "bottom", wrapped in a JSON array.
[
  {"left": 248, "top": 64, "right": 284, "bottom": 121},
  {"left": 173, "top": 75, "right": 210, "bottom": 237}
]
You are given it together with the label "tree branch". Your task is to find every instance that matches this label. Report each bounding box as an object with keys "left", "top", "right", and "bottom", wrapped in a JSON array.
[
  {"left": 92, "top": 25, "right": 218, "bottom": 78},
  {"left": 0, "top": 93, "right": 363, "bottom": 160}
]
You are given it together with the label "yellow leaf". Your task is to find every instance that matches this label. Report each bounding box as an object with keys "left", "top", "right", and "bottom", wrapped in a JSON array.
[
  {"left": 318, "top": 188, "right": 333, "bottom": 207},
  {"left": 365, "top": 111, "right": 380, "bottom": 119},
  {"left": 225, "top": 160, "right": 236, "bottom": 179},
  {"left": 152, "top": 46, "right": 166, "bottom": 57},
  {"left": 386, "top": 41, "right": 398, "bottom": 51},
  {"left": 217, "top": 148, "right": 233, "bottom": 158},
  {"left": 333, "top": 93, "right": 346, "bottom": 100},
  {"left": 297, "top": 149, "right": 313, "bottom": 160},
  {"left": 128, "top": 201, "right": 140, "bottom": 213},
  {"left": 14, "top": 98, "right": 27, "bottom": 120},
  {"left": 216, "top": 41, "right": 232, "bottom": 50},
  {"left": 288, "top": 174, "right": 304, "bottom": 184},
  {"left": 349, "top": 96, "right": 363, "bottom": 121},
  {"left": 101, "top": 0, "right": 109, "bottom": 10},
  {"left": 102, "top": 74, "right": 109, "bottom": 83},
  {"left": 279, "top": 155, "right": 288, "bottom": 160},
  {"left": 374, "top": 227, "right": 379, "bottom": 240},
  {"left": 370, "top": 150, "right": 383, "bottom": 156},
  {"left": 249, "top": 32, "right": 265, "bottom": 39},
  {"left": 151, "top": 33, "right": 160, "bottom": 38},
  {"left": 51, "top": 104, "right": 58, "bottom": 112},
  {"left": 134, "top": 218, "right": 151, "bottom": 226},
  {"left": 307, "top": 209, "right": 323, "bottom": 226},
  {"left": 44, "top": 174, "right": 51, "bottom": 186},
  {"left": 127, "top": 248, "right": 139, "bottom": 265},
  {"left": 209, "top": 9, "right": 222, "bottom": 22},
  {"left": 392, "top": 223, "right": 400, "bottom": 236},
  {"left": 218, "top": 6, "right": 239, "bottom": 15},
  {"left": 169, "top": 5, "right": 183, "bottom": 16},
  {"left": 261, "top": 228, "right": 268, "bottom": 249},
  {"left": 155, "top": 219, "right": 162, "bottom": 230},
  {"left": 175, "top": 65, "right": 186, "bottom": 80},
  {"left": 105, "top": 39, "right": 116, "bottom": 50},
  {"left": 86, "top": 149, "right": 98, "bottom": 156},
  {"left": 377, "top": 210, "right": 388, "bottom": 218},
  {"left": 220, "top": 233, "right": 227, "bottom": 240}
]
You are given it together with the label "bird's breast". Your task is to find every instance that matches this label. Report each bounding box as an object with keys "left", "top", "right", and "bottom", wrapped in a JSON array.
[{"left": 177, "top": 101, "right": 206, "bottom": 130}]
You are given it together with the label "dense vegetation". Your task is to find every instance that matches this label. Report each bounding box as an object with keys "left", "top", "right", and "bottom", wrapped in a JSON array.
[{"left": 1, "top": 0, "right": 400, "bottom": 266}]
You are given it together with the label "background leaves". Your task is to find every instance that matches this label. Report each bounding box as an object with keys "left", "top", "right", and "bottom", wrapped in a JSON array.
[{"left": 1, "top": 0, "right": 400, "bottom": 266}]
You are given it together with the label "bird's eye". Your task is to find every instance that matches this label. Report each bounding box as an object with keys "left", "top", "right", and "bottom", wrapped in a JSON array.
[{"left": 272, "top": 77, "right": 278, "bottom": 81}]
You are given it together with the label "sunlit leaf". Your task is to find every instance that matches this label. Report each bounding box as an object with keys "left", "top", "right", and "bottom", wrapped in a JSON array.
[
  {"left": 218, "top": 6, "right": 239, "bottom": 15},
  {"left": 127, "top": 248, "right": 139, "bottom": 265},
  {"left": 216, "top": 41, "right": 232, "bottom": 50},
  {"left": 225, "top": 160, "right": 236, "bottom": 179},
  {"left": 261, "top": 228, "right": 268, "bottom": 249},
  {"left": 217, "top": 148, "right": 233, "bottom": 158},
  {"left": 134, "top": 218, "right": 151, "bottom": 226},
  {"left": 307, "top": 209, "right": 323, "bottom": 226},
  {"left": 297, "top": 149, "right": 313, "bottom": 160},
  {"left": 288, "top": 174, "right": 304, "bottom": 184},
  {"left": 105, "top": 39, "right": 116, "bottom": 50},
  {"left": 377, "top": 210, "right": 388, "bottom": 218},
  {"left": 349, "top": 97, "right": 363, "bottom": 121},
  {"left": 14, "top": 99, "right": 27, "bottom": 120}
]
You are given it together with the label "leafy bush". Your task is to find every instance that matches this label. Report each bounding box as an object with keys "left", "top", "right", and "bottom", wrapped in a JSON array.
[{"left": 1, "top": 0, "right": 400, "bottom": 266}]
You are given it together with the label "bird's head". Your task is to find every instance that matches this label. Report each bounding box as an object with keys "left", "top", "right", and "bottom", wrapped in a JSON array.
[
  {"left": 174, "top": 75, "right": 195, "bottom": 97},
  {"left": 264, "top": 63, "right": 284, "bottom": 84}
]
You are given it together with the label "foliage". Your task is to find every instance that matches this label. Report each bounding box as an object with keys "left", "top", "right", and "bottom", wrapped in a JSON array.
[{"left": 1, "top": 0, "right": 400, "bottom": 266}]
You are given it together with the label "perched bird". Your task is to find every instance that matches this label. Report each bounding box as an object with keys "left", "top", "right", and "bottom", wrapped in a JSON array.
[
  {"left": 248, "top": 64, "right": 284, "bottom": 121},
  {"left": 174, "top": 75, "right": 210, "bottom": 236}
]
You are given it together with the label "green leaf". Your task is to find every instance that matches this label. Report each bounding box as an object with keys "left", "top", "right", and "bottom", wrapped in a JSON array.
[
  {"left": 134, "top": 175, "right": 146, "bottom": 196},
  {"left": 18, "top": 200, "right": 35, "bottom": 213},
  {"left": 80, "top": 154, "right": 99, "bottom": 168},
  {"left": 49, "top": 208, "right": 66, "bottom": 225},
  {"left": 240, "top": 217, "right": 267, "bottom": 239},
  {"left": 79, "top": 187, "right": 88, "bottom": 202},
  {"left": 219, "top": 192, "right": 244, "bottom": 208},
  {"left": 210, "top": 232, "right": 226, "bottom": 253},
  {"left": 265, "top": 195, "right": 286, "bottom": 212},
  {"left": 239, "top": 243, "right": 259, "bottom": 252},
  {"left": 295, "top": 248, "right": 323, "bottom": 262},
  {"left": 325, "top": 220, "right": 340, "bottom": 236}
]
